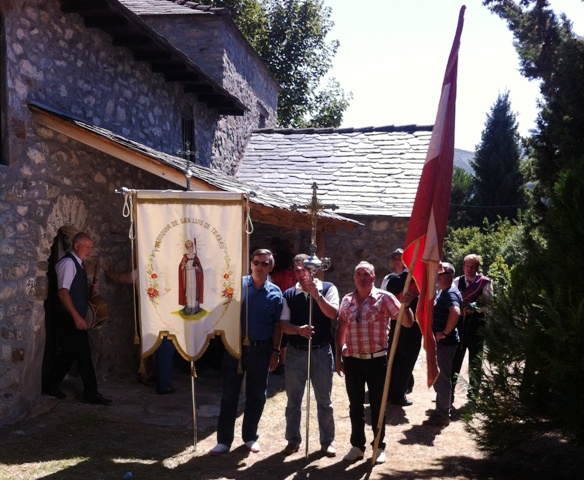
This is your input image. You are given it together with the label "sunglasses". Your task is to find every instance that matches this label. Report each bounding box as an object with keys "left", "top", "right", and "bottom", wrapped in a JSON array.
[
  {"left": 252, "top": 260, "right": 270, "bottom": 267},
  {"left": 355, "top": 309, "right": 362, "bottom": 323}
]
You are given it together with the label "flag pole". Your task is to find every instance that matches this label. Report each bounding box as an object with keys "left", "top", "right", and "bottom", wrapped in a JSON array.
[{"left": 371, "top": 238, "right": 421, "bottom": 466}]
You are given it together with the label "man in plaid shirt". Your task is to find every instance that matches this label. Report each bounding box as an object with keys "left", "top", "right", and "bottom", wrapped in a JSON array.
[{"left": 335, "top": 261, "right": 415, "bottom": 464}]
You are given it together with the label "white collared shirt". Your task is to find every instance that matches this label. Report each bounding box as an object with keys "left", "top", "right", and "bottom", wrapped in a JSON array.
[
  {"left": 56, "top": 252, "right": 84, "bottom": 290},
  {"left": 280, "top": 278, "right": 339, "bottom": 321}
]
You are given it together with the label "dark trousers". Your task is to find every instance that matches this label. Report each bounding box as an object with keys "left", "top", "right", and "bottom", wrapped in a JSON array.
[
  {"left": 50, "top": 316, "right": 97, "bottom": 396},
  {"left": 388, "top": 321, "right": 422, "bottom": 401},
  {"left": 155, "top": 337, "right": 176, "bottom": 392},
  {"left": 216, "top": 342, "right": 272, "bottom": 447},
  {"left": 343, "top": 355, "right": 387, "bottom": 451},
  {"left": 451, "top": 314, "right": 485, "bottom": 397}
]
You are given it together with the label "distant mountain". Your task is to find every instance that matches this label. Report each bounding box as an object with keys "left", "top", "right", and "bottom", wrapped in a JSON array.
[{"left": 454, "top": 148, "right": 474, "bottom": 174}]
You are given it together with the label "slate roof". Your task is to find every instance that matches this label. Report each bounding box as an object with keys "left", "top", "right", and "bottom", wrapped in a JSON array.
[
  {"left": 118, "top": 0, "right": 228, "bottom": 16},
  {"left": 29, "top": 102, "right": 357, "bottom": 228},
  {"left": 236, "top": 125, "right": 434, "bottom": 218}
]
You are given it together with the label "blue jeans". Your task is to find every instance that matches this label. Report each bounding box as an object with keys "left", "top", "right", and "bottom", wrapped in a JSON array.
[
  {"left": 343, "top": 355, "right": 387, "bottom": 451},
  {"left": 216, "top": 342, "right": 271, "bottom": 447},
  {"left": 434, "top": 342, "right": 457, "bottom": 417},
  {"left": 285, "top": 344, "right": 335, "bottom": 446}
]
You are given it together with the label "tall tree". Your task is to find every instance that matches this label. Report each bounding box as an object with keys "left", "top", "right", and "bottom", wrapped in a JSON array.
[
  {"left": 471, "top": 91, "right": 524, "bottom": 224},
  {"left": 204, "top": 0, "right": 351, "bottom": 127},
  {"left": 466, "top": 0, "right": 584, "bottom": 452}
]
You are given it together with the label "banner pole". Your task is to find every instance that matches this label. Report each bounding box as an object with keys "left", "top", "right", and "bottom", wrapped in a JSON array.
[
  {"left": 371, "top": 238, "right": 421, "bottom": 466},
  {"left": 191, "top": 361, "right": 197, "bottom": 449}
]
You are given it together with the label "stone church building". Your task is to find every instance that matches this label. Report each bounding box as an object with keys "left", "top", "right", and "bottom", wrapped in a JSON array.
[{"left": 0, "top": 0, "right": 432, "bottom": 423}]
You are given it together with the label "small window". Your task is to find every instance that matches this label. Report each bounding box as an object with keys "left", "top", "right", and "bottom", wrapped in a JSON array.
[
  {"left": 181, "top": 110, "right": 196, "bottom": 164},
  {"left": 257, "top": 102, "right": 269, "bottom": 129}
]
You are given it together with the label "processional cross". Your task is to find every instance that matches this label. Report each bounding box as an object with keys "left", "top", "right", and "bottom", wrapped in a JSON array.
[
  {"left": 291, "top": 182, "right": 338, "bottom": 274},
  {"left": 176, "top": 141, "right": 196, "bottom": 191},
  {"left": 291, "top": 181, "right": 337, "bottom": 458}
]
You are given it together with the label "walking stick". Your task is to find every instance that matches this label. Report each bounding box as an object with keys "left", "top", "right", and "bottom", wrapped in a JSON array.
[
  {"left": 304, "top": 287, "right": 314, "bottom": 459},
  {"left": 371, "top": 239, "right": 420, "bottom": 466}
]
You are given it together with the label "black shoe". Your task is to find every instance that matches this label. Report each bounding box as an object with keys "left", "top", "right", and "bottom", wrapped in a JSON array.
[
  {"left": 42, "top": 385, "right": 66, "bottom": 399},
  {"left": 83, "top": 392, "right": 113, "bottom": 405},
  {"left": 390, "top": 397, "right": 413, "bottom": 407},
  {"left": 156, "top": 386, "right": 176, "bottom": 395}
]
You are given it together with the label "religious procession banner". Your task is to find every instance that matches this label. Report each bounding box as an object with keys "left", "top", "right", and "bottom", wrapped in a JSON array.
[{"left": 135, "top": 191, "right": 245, "bottom": 361}]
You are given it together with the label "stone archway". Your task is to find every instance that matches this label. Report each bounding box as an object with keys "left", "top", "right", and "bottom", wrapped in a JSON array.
[{"left": 40, "top": 196, "right": 89, "bottom": 391}]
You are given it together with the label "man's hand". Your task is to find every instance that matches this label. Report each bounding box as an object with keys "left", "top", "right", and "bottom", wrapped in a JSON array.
[
  {"left": 297, "top": 324, "right": 313, "bottom": 339},
  {"left": 269, "top": 351, "right": 280, "bottom": 372},
  {"left": 335, "top": 354, "right": 345, "bottom": 377},
  {"left": 401, "top": 290, "right": 417, "bottom": 307},
  {"left": 74, "top": 315, "right": 88, "bottom": 331}
]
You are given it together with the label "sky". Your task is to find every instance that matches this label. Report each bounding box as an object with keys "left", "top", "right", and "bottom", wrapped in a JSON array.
[{"left": 323, "top": 0, "right": 583, "bottom": 151}]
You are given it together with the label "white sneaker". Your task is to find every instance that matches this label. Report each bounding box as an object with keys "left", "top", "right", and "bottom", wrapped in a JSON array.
[
  {"left": 342, "top": 446, "right": 364, "bottom": 461},
  {"left": 209, "top": 443, "right": 230, "bottom": 455},
  {"left": 246, "top": 440, "right": 260, "bottom": 453},
  {"left": 375, "top": 449, "right": 386, "bottom": 464}
]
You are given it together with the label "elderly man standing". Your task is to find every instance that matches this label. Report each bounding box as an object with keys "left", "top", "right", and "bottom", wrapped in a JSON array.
[
  {"left": 210, "top": 249, "right": 283, "bottom": 455},
  {"left": 42, "top": 232, "right": 112, "bottom": 405},
  {"left": 279, "top": 254, "right": 339, "bottom": 457},
  {"left": 336, "top": 261, "right": 414, "bottom": 464},
  {"left": 425, "top": 262, "right": 462, "bottom": 427},
  {"left": 452, "top": 254, "right": 493, "bottom": 402}
]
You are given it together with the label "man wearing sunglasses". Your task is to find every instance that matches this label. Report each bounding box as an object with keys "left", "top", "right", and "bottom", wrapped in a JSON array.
[
  {"left": 210, "top": 249, "right": 283, "bottom": 456},
  {"left": 335, "top": 261, "right": 415, "bottom": 464},
  {"left": 279, "top": 253, "right": 340, "bottom": 457}
]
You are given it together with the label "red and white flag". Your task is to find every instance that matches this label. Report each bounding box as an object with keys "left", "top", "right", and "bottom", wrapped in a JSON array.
[{"left": 402, "top": 6, "right": 465, "bottom": 387}]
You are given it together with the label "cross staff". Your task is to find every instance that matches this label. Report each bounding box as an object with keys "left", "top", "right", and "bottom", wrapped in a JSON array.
[
  {"left": 291, "top": 182, "right": 337, "bottom": 458},
  {"left": 176, "top": 141, "right": 195, "bottom": 191}
]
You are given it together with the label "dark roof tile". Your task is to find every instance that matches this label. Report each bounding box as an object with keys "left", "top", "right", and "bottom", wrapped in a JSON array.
[{"left": 237, "top": 125, "right": 434, "bottom": 217}]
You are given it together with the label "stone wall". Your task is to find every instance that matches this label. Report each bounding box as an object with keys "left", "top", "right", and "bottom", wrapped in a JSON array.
[
  {"left": 139, "top": 15, "right": 279, "bottom": 174},
  {"left": 250, "top": 215, "right": 409, "bottom": 298},
  {"left": 0, "top": 0, "right": 278, "bottom": 423}
]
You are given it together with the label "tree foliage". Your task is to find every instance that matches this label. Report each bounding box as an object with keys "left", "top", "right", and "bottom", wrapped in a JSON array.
[
  {"left": 204, "top": 0, "right": 351, "bottom": 127},
  {"left": 471, "top": 91, "right": 525, "bottom": 224},
  {"left": 465, "top": 0, "right": 584, "bottom": 452},
  {"left": 444, "top": 217, "right": 522, "bottom": 291},
  {"left": 449, "top": 166, "right": 475, "bottom": 229}
]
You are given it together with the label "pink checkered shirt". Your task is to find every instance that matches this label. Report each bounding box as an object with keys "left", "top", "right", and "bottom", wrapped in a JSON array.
[{"left": 338, "top": 287, "right": 401, "bottom": 357}]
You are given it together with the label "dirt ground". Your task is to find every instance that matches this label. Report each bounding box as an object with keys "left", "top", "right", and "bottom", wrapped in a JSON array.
[{"left": 0, "top": 350, "right": 582, "bottom": 480}]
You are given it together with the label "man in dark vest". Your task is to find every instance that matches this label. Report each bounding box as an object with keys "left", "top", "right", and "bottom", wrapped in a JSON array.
[
  {"left": 380, "top": 248, "right": 421, "bottom": 406},
  {"left": 452, "top": 254, "right": 492, "bottom": 402},
  {"left": 42, "top": 232, "right": 112, "bottom": 405},
  {"left": 279, "top": 254, "right": 339, "bottom": 457}
]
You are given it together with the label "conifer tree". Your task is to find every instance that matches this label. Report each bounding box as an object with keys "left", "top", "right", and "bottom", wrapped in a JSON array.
[
  {"left": 467, "top": 0, "right": 584, "bottom": 451},
  {"left": 471, "top": 91, "right": 524, "bottom": 224}
]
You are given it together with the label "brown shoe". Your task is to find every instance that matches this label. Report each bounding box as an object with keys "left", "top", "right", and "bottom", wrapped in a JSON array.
[
  {"left": 321, "top": 444, "right": 336, "bottom": 457},
  {"left": 282, "top": 443, "right": 299, "bottom": 456}
]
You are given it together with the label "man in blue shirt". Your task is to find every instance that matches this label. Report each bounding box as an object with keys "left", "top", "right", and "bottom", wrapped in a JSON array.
[
  {"left": 210, "top": 249, "right": 283, "bottom": 455},
  {"left": 425, "top": 262, "right": 461, "bottom": 427}
]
